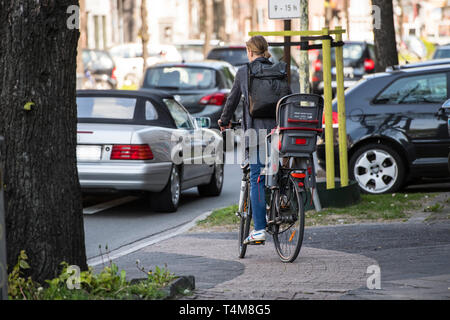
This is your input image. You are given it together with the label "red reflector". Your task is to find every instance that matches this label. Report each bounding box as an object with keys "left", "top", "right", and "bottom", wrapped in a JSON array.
[
  {"left": 110, "top": 145, "right": 154, "bottom": 160},
  {"left": 298, "top": 182, "right": 304, "bottom": 187},
  {"left": 291, "top": 173, "right": 306, "bottom": 179},
  {"left": 199, "top": 93, "right": 227, "bottom": 106},
  {"left": 295, "top": 138, "right": 307, "bottom": 145}
]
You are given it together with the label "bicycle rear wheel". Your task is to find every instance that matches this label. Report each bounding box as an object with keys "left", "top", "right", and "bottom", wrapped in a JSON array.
[
  {"left": 272, "top": 175, "right": 305, "bottom": 263},
  {"left": 238, "top": 186, "right": 252, "bottom": 259}
]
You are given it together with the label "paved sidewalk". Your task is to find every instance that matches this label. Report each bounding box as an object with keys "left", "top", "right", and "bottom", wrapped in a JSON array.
[{"left": 106, "top": 220, "right": 450, "bottom": 300}]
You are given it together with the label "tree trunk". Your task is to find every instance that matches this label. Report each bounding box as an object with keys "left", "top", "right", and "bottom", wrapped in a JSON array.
[
  {"left": 203, "top": 0, "right": 213, "bottom": 57},
  {"left": 0, "top": 0, "right": 87, "bottom": 283},
  {"left": 299, "top": 0, "right": 311, "bottom": 94},
  {"left": 371, "top": 0, "right": 399, "bottom": 72},
  {"left": 141, "top": 0, "right": 150, "bottom": 73}
]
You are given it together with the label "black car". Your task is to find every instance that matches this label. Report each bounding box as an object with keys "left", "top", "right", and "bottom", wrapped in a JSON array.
[
  {"left": 206, "top": 46, "right": 300, "bottom": 93},
  {"left": 141, "top": 60, "right": 242, "bottom": 128},
  {"left": 82, "top": 49, "right": 118, "bottom": 89},
  {"left": 311, "top": 41, "right": 376, "bottom": 95},
  {"left": 317, "top": 63, "right": 450, "bottom": 194}
]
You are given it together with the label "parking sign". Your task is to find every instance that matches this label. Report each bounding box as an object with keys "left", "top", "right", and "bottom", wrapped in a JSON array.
[{"left": 268, "top": 0, "right": 301, "bottom": 20}]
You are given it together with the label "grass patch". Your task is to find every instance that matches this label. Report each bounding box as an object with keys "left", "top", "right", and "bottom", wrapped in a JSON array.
[
  {"left": 195, "top": 192, "right": 438, "bottom": 230},
  {"left": 306, "top": 192, "right": 436, "bottom": 226},
  {"left": 197, "top": 204, "right": 240, "bottom": 228}
]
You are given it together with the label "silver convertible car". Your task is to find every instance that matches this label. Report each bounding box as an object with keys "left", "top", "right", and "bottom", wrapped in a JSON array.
[{"left": 76, "top": 90, "right": 224, "bottom": 212}]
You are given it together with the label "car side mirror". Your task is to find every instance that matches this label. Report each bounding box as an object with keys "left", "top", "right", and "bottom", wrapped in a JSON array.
[
  {"left": 437, "top": 99, "right": 450, "bottom": 117},
  {"left": 195, "top": 117, "right": 211, "bottom": 129},
  {"left": 442, "top": 99, "right": 450, "bottom": 110}
]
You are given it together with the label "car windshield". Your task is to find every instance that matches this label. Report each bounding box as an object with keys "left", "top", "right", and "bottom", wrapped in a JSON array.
[
  {"left": 144, "top": 66, "right": 217, "bottom": 90},
  {"left": 434, "top": 48, "right": 450, "bottom": 59},
  {"left": 207, "top": 48, "right": 248, "bottom": 66},
  {"left": 77, "top": 97, "right": 137, "bottom": 119},
  {"left": 321, "top": 44, "right": 365, "bottom": 62}
]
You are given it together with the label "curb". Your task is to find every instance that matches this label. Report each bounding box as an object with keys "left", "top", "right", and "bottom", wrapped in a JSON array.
[{"left": 162, "top": 275, "right": 196, "bottom": 299}]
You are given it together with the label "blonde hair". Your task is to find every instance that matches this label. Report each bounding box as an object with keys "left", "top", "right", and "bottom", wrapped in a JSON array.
[{"left": 246, "top": 36, "right": 271, "bottom": 59}]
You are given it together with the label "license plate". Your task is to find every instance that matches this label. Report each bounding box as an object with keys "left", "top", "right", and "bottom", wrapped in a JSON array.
[{"left": 77, "top": 145, "right": 102, "bottom": 161}]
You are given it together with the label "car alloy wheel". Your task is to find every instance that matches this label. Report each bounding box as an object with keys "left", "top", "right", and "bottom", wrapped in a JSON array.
[{"left": 353, "top": 148, "right": 399, "bottom": 194}]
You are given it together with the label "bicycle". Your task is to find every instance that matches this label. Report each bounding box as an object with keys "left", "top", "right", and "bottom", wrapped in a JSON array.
[{"left": 236, "top": 93, "right": 324, "bottom": 263}]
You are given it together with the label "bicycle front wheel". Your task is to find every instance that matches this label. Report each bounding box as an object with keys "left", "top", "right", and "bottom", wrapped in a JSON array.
[
  {"left": 238, "top": 186, "right": 252, "bottom": 259},
  {"left": 272, "top": 176, "right": 305, "bottom": 263}
]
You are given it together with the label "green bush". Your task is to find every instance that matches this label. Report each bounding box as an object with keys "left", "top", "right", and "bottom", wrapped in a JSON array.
[{"left": 8, "top": 250, "right": 176, "bottom": 300}]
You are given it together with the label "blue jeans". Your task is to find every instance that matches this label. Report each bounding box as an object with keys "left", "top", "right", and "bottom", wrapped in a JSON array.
[{"left": 249, "top": 149, "right": 266, "bottom": 231}]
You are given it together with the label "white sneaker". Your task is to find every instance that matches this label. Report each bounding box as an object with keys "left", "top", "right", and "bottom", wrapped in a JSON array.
[{"left": 243, "top": 229, "right": 266, "bottom": 245}]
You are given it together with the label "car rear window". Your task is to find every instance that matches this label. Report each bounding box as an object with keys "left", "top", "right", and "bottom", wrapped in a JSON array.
[
  {"left": 144, "top": 66, "right": 217, "bottom": 90},
  {"left": 77, "top": 97, "right": 137, "bottom": 119},
  {"left": 207, "top": 48, "right": 249, "bottom": 66}
]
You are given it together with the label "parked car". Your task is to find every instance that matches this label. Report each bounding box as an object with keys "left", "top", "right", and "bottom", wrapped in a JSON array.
[
  {"left": 76, "top": 90, "right": 224, "bottom": 212},
  {"left": 206, "top": 45, "right": 300, "bottom": 93},
  {"left": 141, "top": 60, "right": 242, "bottom": 128},
  {"left": 317, "top": 63, "right": 450, "bottom": 194},
  {"left": 175, "top": 39, "right": 222, "bottom": 61},
  {"left": 109, "top": 43, "right": 182, "bottom": 89},
  {"left": 433, "top": 45, "right": 450, "bottom": 59},
  {"left": 311, "top": 41, "right": 376, "bottom": 95},
  {"left": 82, "top": 49, "right": 118, "bottom": 89}
]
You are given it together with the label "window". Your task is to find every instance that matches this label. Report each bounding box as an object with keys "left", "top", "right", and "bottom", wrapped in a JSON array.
[
  {"left": 164, "top": 99, "right": 194, "bottom": 129},
  {"left": 145, "top": 101, "right": 159, "bottom": 120},
  {"left": 221, "top": 67, "right": 234, "bottom": 88},
  {"left": 77, "top": 97, "right": 136, "bottom": 119},
  {"left": 144, "top": 67, "right": 217, "bottom": 90},
  {"left": 374, "top": 73, "right": 448, "bottom": 105}
]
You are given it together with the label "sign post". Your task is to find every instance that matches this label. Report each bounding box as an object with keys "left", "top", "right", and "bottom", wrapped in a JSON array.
[{"left": 0, "top": 136, "right": 7, "bottom": 300}]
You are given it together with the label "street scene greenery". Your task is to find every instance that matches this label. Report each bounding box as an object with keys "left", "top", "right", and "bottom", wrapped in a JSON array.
[
  {"left": 195, "top": 192, "right": 441, "bottom": 230},
  {"left": 8, "top": 250, "right": 176, "bottom": 300}
]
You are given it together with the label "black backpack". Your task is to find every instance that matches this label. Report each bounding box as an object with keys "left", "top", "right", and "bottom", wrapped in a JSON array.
[{"left": 247, "top": 59, "right": 291, "bottom": 119}]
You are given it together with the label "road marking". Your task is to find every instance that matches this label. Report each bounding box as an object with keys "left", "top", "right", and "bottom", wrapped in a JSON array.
[
  {"left": 83, "top": 196, "right": 139, "bottom": 215},
  {"left": 87, "top": 210, "right": 214, "bottom": 266}
]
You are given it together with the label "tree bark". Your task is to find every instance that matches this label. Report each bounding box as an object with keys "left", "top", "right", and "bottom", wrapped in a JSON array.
[
  {"left": 371, "top": 0, "right": 399, "bottom": 72},
  {"left": 203, "top": 0, "right": 213, "bottom": 57},
  {"left": 299, "top": 0, "right": 311, "bottom": 94},
  {"left": 0, "top": 0, "right": 87, "bottom": 283},
  {"left": 141, "top": 0, "right": 150, "bottom": 73}
]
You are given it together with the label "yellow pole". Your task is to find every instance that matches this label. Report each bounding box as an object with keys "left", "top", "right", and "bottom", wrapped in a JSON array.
[
  {"left": 334, "top": 26, "right": 349, "bottom": 187},
  {"left": 322, "top": 27, "right": 335, "bottom": 189}
]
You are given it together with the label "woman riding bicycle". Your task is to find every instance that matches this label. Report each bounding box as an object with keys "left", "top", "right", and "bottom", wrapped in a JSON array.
[{"left": 218, "top": 36, "right": 291, "bottom": 245}]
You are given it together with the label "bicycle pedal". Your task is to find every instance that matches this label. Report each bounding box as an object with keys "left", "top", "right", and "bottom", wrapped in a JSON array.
[{"left": 250, "top": 241, "right": 265, "bottom": 246}]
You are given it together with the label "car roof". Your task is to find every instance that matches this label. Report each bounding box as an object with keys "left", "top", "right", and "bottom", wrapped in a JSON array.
[
  {"left": 76, "top": 89, "right": 174, "bottom": 100},
  {"left": 386, "top": 58, "right": 450, "bottom": 71},
  {"left": 146, "top": 60, "right": 233, "bottom": 70}
]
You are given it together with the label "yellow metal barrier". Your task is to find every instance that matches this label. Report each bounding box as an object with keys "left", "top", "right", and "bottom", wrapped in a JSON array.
[{"left": 249, "top": 27, "right": 348, "bottom": 190}]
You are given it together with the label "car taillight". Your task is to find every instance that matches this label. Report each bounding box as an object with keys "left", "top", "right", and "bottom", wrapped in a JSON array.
[
  {"left": 110, "top": 145, "right": 154, "bottom": 160},
  {"left": 364, "top": 58, "right": 375, "bottom": 72},
  {"left": 111, "top": 67, "right": 117, "bottom": 80},
  {"left": 313, "top": 59, "right": 322, "bottom": 72},
  {"left": 199, "top": 92, "right": 227, "bottom": 106},
  {"left": 322, "top": 111, "right": 339, "bottom": 125}
]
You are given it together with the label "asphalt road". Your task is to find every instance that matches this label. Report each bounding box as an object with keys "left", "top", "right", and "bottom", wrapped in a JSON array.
[{"left": 83, "top": 161, "right": 243, "bottom": 260}]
